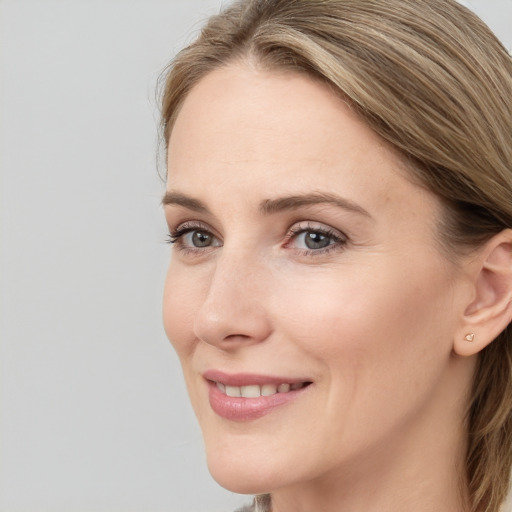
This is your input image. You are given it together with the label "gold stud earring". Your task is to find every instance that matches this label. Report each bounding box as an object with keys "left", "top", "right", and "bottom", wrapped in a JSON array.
[{"left": 464, "top": 333, "right": 475, "bottom": 342}]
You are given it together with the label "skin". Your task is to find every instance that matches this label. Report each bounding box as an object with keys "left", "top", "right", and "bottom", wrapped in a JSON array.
[{"left": 163, "top": 63, "right": 478, "bottom": 512}]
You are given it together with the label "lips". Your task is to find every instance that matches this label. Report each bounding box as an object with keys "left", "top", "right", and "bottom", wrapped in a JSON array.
[{"left": 203, "top": 370, "right": 312, "bottom": 421}]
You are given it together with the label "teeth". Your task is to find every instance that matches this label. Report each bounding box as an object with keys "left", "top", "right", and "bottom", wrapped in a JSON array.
[
  {"left": 225, "top": 385, "right": 241, "bottom": 397},
  {"left": 216, "top": 381, "right": 306, "bottom": 397},
  {"left": 261, "top": 384, "right": 277, "bottom": 396},
  {"left": 241, "top": 385, "right": 261, "bottom": 398}
]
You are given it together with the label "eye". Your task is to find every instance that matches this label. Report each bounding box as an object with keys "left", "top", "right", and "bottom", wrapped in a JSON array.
[
  {"left": 285, "top": 222, "right": 347, "bottom": 255},
  {"left": 167, "top": 222, "right": 221, "bottom": 253},
  {"left": 183, "top": 230, "right": 215, "bottom": 248},
  {"left": 297, "top": 231, "right": 332, "bottom": 250}
]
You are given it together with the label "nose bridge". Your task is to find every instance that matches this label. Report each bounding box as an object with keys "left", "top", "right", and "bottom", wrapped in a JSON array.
[{"left": 193, "top": 246, "right": 272, "bottom": 347}]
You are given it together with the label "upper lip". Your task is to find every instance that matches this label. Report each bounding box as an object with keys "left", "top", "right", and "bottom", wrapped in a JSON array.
[{"left": 203, "top": 369, "right": 312, "bottom": 387}]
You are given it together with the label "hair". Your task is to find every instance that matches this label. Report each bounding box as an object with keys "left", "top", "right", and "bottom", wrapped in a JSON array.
[{"left": 159, "top": 1, "right": 512, "bottom": 510}]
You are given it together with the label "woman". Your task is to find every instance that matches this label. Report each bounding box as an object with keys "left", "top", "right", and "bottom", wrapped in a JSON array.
[{"left": 160, "top": 1, "right": 512, "bottom": 511}]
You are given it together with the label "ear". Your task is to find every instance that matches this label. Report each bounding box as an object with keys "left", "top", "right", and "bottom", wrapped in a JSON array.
[{"left": 454, "top": 229, "right": 512, "bottom": 357}]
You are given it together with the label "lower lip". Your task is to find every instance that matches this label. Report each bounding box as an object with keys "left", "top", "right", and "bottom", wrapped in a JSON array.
[{"left": 207, "top": 381, "right": 310, "bottom": 422}]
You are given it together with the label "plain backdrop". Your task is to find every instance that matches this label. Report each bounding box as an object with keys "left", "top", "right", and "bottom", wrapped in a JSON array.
[{"left": 0, "top": 1, "right": 510, "bottom": 511}]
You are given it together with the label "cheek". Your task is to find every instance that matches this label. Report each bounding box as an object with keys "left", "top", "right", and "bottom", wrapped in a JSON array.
[
  {"left": 163, "top": 263, "right": 200, "bottom": 359},
  {"left": 280, "top": 255, "right": 451, "bottom": 337},
  {"left": 267, "top": 260, "right": 457, "bottom": 462},
  {"left": 272, "top": 258, "right": 456, "bottom": 395}
]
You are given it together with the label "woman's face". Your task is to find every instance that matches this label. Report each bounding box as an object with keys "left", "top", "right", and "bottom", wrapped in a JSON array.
[{"left": 163, "top": 64, "right": 471, "bottom": 495}]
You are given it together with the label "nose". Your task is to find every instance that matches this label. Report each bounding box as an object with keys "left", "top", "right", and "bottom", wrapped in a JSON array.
[{"left": 193, "top": 251, "right": 273, "bottom": 349}]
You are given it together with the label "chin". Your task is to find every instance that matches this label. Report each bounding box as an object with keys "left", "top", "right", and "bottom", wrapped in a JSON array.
[
  {"left": 205, "top": 444, "right": 285, "bottom": 495},
  {"left": 208, "top": 460, "right": 271, "bottom": 495}
]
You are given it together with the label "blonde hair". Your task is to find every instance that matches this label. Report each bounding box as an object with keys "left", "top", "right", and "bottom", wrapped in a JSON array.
[{"left": 160, "top": 1, "right": 512, "bottom": 510}]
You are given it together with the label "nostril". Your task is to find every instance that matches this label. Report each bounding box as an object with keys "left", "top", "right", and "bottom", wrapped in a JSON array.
[{"left": 193, "top": 296, "right": 272, "bottom": 348}]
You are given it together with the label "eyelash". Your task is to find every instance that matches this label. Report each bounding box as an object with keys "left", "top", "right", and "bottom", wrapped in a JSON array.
[
  {"left": 166, "top": 222, "right": 216, "bottom": 256},
  {"left": 284, "top": 222, "right": 347, "bottom": 257},
  {"left": 166, "top": 221, "right": 348, "bottom": 257}
]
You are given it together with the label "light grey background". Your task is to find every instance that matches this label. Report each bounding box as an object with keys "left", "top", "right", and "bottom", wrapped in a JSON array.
[{"left": 0, "top": 1, "right": 510, "bottom": 511}]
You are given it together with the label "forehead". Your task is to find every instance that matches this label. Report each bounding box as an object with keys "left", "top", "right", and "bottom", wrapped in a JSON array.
[
  {"left": 168, "top": 64, "right": 387, "bottom": 162},
  {"left": 166, "top": 64, "right": 438, "bottom": 224}
]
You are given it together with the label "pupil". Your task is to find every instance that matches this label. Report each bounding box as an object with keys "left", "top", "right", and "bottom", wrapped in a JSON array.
[
  {"left": 192, "top": 231, "right": 211, "bottom": 247},
  {"left": 305, "top": 232, "right": 330, "bottom": 249}
]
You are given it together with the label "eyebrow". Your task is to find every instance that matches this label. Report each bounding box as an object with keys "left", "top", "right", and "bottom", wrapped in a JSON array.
[
  {"left": 161, "top": 191, "right": 209, "bottom": 213},
  {"left": 162, "top": 191, "right": 372, "bottom": 218},
  {"left": 259, "top": 192, "right": 372, "bottom": 218}
]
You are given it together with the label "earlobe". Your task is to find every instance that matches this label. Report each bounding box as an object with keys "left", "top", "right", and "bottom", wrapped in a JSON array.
[{"left": 454, "top": 230, "right": 512, "bottom": 357}]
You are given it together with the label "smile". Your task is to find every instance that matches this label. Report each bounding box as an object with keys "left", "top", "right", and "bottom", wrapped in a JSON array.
[
  {"left": 204, "top": 371, "right": 312, "bottom": 422},
  {"left": 214, "top": 381, "right": 308, "bottom": 398}
]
